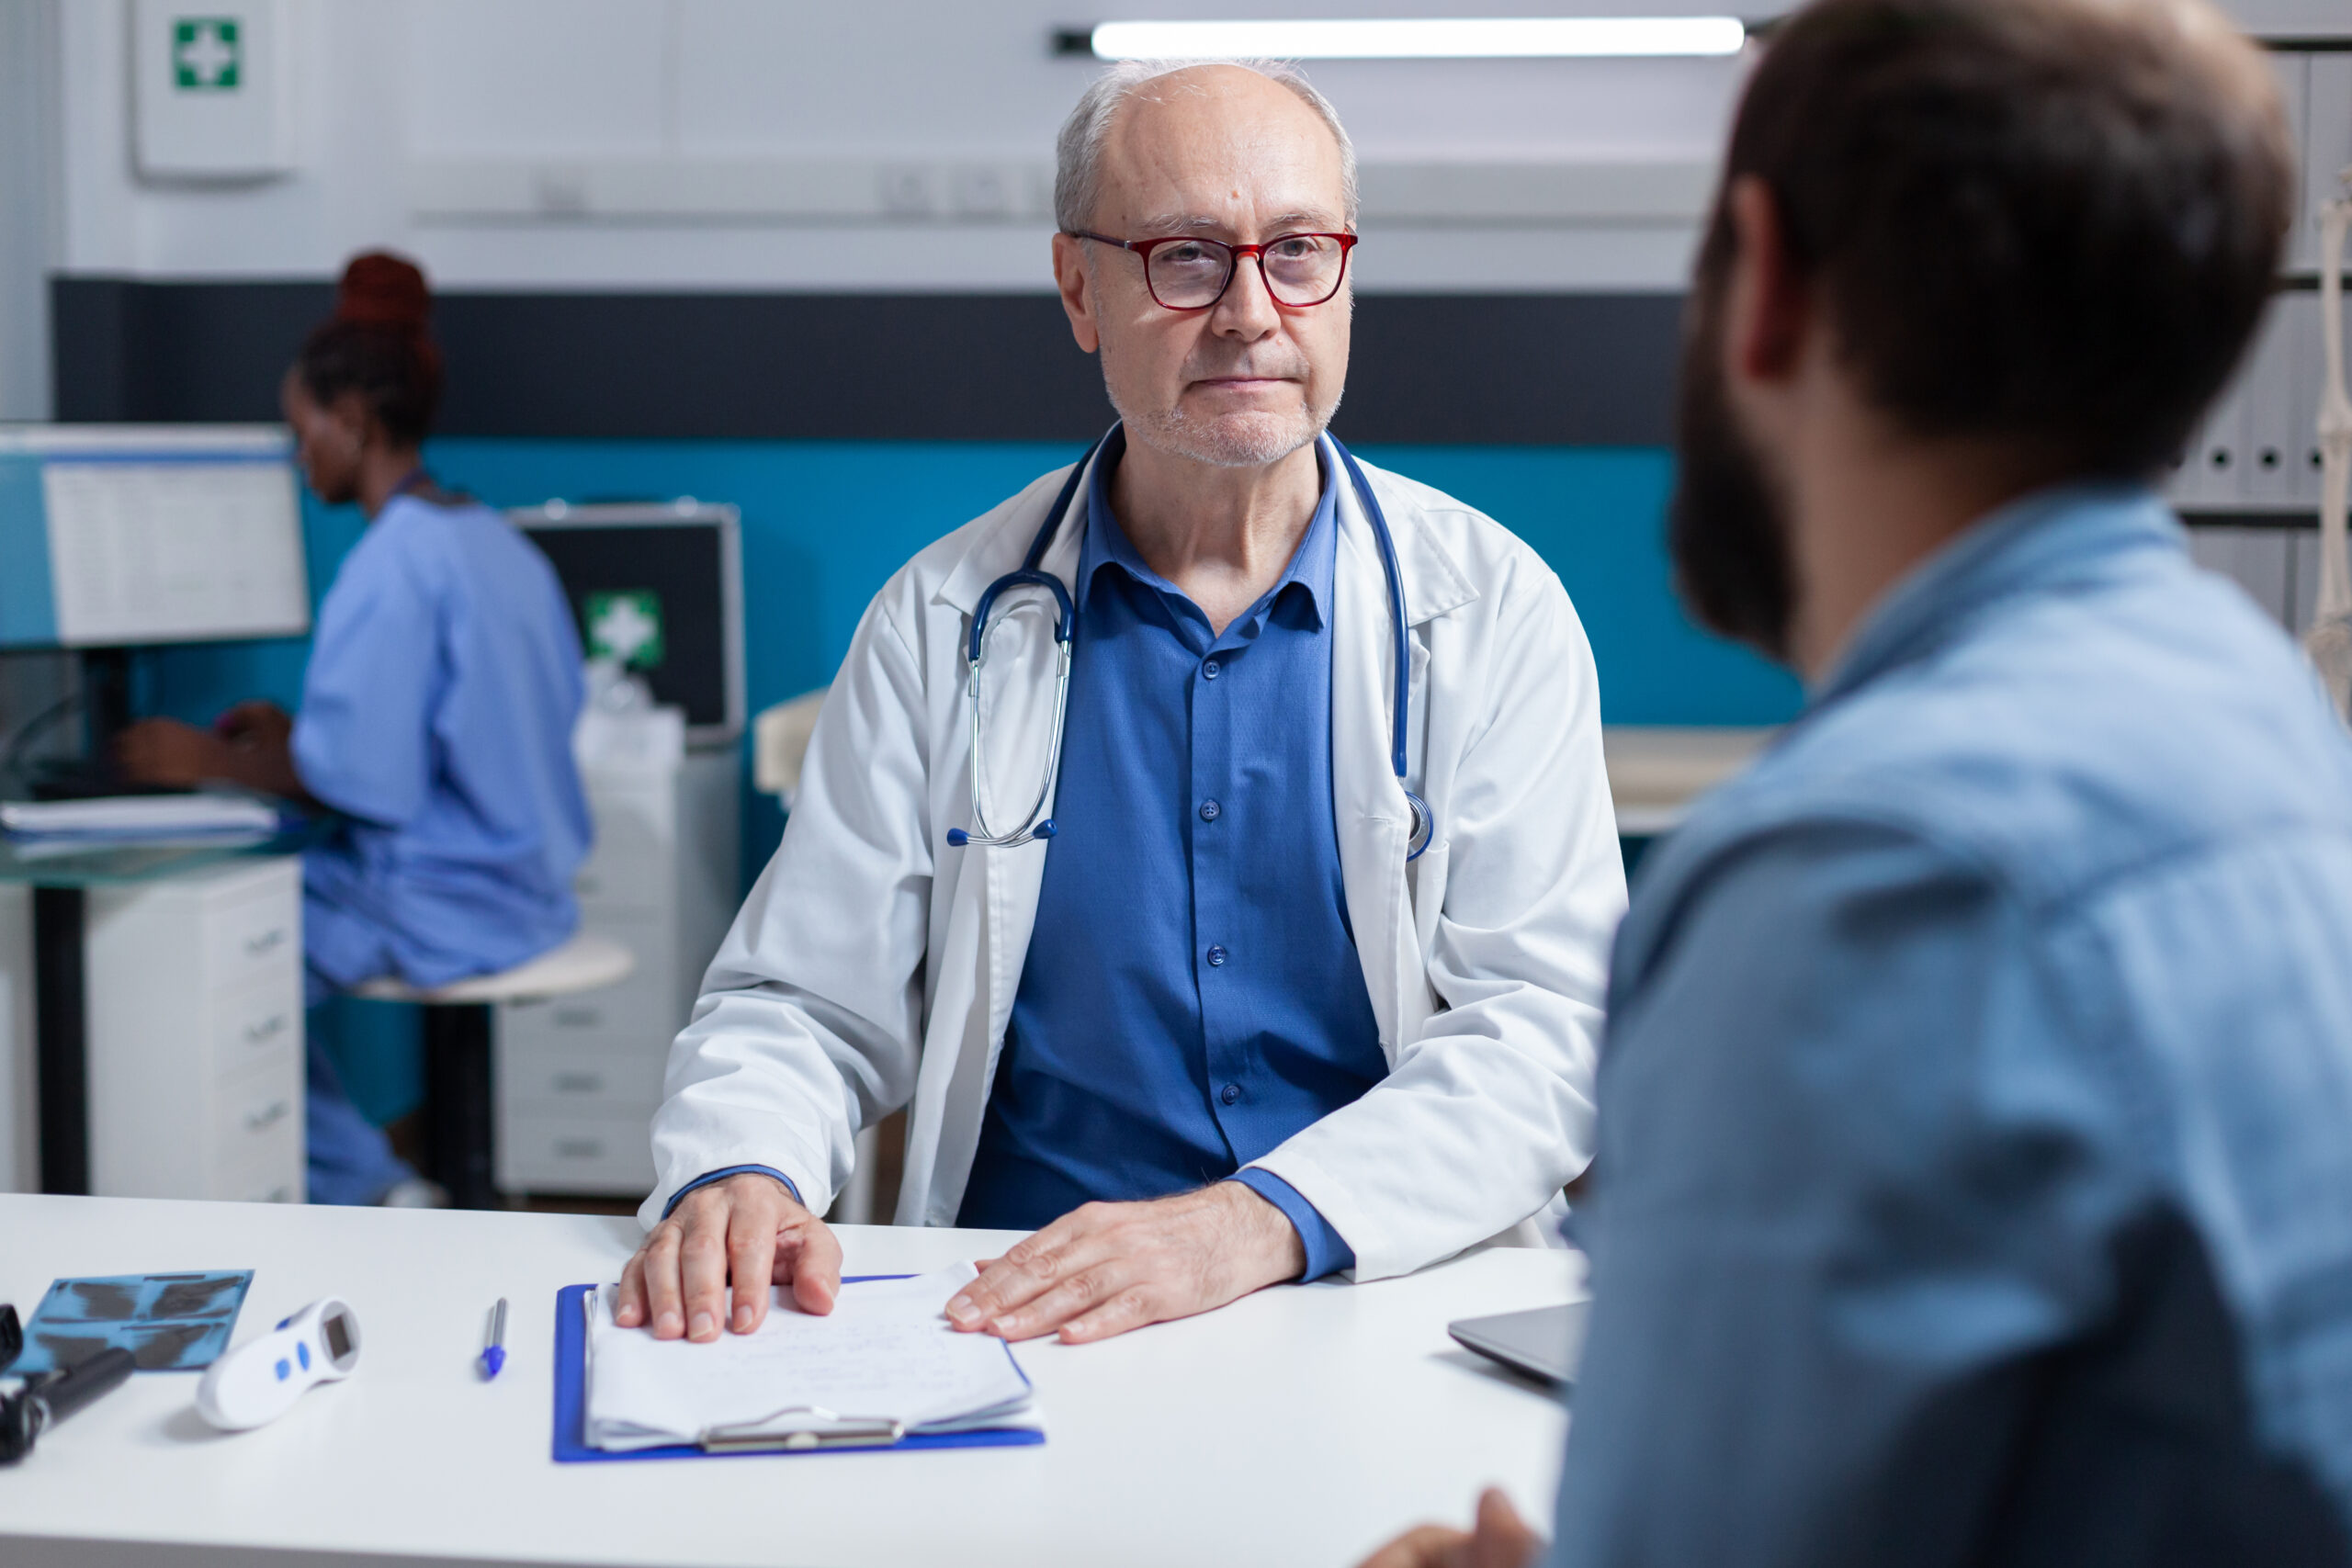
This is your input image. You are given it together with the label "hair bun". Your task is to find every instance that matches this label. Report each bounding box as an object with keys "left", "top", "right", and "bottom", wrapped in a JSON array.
[{"left": 335, "top": 252, "right": 432, "bottom": 332}]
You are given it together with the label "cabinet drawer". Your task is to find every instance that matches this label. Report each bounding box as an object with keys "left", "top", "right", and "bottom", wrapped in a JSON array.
[
  {"left": 575, "top": 781, "right": 673, "bottom": 917},
  {"left": 500, "top": 1040, "right": 666, "bottom": 1115},
  {"left": 209, "top": 1061, "right": 301, "bottom": 1198},
  {"left": 210, "top": 979, "right": 301, "bottom": 1079},
  {"left": 215, "top": 1156, "right": 301, "bottom": 1206},
  {"left": 206, "top": 890, "right": 300, "bottom": 991},
  {"left": 498, "top": 978, "right": 674, "bottom": 1055},
  {"left": 498, "top": 1111, "right": 656, "bottom": 1195}
]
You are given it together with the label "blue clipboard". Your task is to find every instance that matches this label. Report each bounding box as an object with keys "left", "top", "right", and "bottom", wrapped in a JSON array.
[{"left": 551, "top": 1280, "right": 1046, "bottom": 1462}]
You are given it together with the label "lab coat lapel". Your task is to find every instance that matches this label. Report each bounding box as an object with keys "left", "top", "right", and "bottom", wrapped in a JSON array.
[
  {"left": 1330, "top": 460, "right": 1418, "bottom": 1058},
  {"left": 969, "top": 460, "right": 1092, "bottom": 1069}
]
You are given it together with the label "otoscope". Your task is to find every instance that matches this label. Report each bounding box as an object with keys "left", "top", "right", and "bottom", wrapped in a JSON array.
[{"left": 1, "top": 1346, "right": 137, "bottom": 1464}]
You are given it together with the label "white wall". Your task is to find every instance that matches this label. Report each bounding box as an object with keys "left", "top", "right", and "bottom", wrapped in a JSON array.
[
  {"left": 0, "top": 886, "right": 34, "bottom": 1192},
  {"left": 47, "top": 0, "right": 2351, "bottom": 303},
  {"left": 0, "top": 0, "right": 58, "bottom": 419},
  {"left": 53, "top": 0, "right": 1770, "bottom": 295}
]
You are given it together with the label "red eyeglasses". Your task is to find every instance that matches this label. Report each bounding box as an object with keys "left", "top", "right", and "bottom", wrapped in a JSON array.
[{"left": 1067, "top": 231, "right": 1360, "bottom": 311}]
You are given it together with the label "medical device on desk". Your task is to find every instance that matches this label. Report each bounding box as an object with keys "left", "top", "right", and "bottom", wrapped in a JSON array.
[
  {"left": 196, "top": 1298, "right": 361, "bottom": 1431},
  {"left": 947, "top": 426, "right": 1434, "bottom": 859},
  {"left": 2309, "top": 169, "right": 2352, "bottom": 722},
  {"left": 1, "top": 1347, "right": 135, "bottom": 1463}
]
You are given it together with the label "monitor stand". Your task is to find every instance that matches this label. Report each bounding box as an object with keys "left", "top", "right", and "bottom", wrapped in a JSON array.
[{"left": 25, "top": 649, "right": 188, "bottom": 800}]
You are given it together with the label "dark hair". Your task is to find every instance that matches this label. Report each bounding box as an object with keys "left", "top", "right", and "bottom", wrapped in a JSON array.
[
  {"left": 297, "top": 252, "right": 444, "bottom": 446},
  {"left": 1706, "top": 0, "right": 2293, "bottom": 478}
]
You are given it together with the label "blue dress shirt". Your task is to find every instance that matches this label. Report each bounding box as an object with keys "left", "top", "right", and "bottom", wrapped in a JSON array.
[
  {"left": 296, "top": 494, "right": 591, "bottom": 1002},
  {"left": 954, "top": 434, "right": 1385, "bottom": 1279},
  {"left": 1550, "top": 488, "right": 2352, "bottom": 1563}
]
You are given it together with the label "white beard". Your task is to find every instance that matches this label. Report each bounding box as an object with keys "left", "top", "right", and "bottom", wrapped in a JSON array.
[{"left": 1110, "top": 383, "right": 1336, "bottom": 468}]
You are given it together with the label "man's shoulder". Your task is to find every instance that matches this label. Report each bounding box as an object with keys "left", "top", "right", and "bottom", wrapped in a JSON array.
[{"left": 1657, "top": 578, "right": 2352, "bottom": 921}]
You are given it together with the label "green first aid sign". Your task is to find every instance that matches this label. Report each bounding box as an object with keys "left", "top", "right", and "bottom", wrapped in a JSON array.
[
  {"left": 173, "top": 17, "right": 241, "bottom": 90},
  {"left": 586, "top": 591, "right": 666, "bottom": 671}
]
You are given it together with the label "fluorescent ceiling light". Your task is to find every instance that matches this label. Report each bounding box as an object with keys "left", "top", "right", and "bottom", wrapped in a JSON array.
[{"left": 1087, "top": 17, "right": 1748, "bottom": 60}]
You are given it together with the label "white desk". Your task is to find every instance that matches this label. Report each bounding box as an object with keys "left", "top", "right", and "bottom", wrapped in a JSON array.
[{"left": 0, "top": 1195, "right": 1578, "bottom": 1568}]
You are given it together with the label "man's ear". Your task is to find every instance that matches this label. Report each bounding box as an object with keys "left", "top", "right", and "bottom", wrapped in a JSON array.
[
  {"left": 1722, "top": 175, "right": 1812, "bottom": 387},
  {"left": 1053, "top": 232, "right": 1102, "bottom": 355}
]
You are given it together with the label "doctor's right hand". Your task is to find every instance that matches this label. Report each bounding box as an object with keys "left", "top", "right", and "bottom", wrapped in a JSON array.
[{"left": 613, "top": 1172, "right": 841, "bottom": 1341}]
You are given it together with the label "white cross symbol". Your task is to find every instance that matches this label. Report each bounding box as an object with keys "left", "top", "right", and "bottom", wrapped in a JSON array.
[
  {"left": 176, "top": 21, "right": 236, "bottom": 87},
  {"left": 593, "top": 598, "right": 660, "bottom": 665}
]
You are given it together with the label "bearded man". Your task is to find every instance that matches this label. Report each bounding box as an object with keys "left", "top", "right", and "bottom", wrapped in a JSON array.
[{"left": 1366, "top": 0, "right": 2352, "bottom": 1564}]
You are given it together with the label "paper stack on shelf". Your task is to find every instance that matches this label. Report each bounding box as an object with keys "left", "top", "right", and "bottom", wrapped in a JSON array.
[
  {"left": 0, "top": 793, "right": 285, "bottom": 843},
  {"left": 582, "top": 1264, "right": 1039, "bottom": 1452}
]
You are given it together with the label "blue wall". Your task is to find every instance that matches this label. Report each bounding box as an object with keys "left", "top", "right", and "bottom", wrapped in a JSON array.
[
  {"left": 145, "top": 438, "right": 1801, "bottom": 1124},
  {"left": 147, "top": 437, "right": 1800, "bottom": 730}
]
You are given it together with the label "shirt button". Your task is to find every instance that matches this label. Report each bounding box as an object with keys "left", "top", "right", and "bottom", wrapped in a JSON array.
[
  {"left": 1202, "top": 659, "right": 1222, "bottom": 679},
  {"left": 1199, "top": 799, "right": 1221, "bottom": 822},
  {"left": 1219, "top": 1083, "right": 1240, "bottom": 1106},
  {"left": 1205, "top": 944, "right": 1227, "bottom": 967}
]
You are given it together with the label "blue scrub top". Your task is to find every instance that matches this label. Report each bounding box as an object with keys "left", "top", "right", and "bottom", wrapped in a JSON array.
[{"left": 295, "top": 493, "right": 591, "bottom": 993}]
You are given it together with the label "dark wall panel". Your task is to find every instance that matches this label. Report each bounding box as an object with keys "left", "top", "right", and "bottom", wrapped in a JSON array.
[{"left": 51, "top": 277, "right": 1682, "bottom": 446}]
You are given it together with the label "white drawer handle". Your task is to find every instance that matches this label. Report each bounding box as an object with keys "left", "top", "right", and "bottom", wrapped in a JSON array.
[
  {"left": 553, "top": 1072, "right": 605, "bottom": 1094},
  {"left": 243, "top": 1100, "right": 291, "bottom": 1132},
  {"left": 553, "top": 1007, "right": 602, "bottom": 1028},
  {"left": 243, "top": 928, "right": 288, "bottom": 958},
  {"left": 243, "top": 1014, "right": 289, "bottom": 1044},
  {"left": 555, "top": 1138, "right": 605, "bottom": 1159}
]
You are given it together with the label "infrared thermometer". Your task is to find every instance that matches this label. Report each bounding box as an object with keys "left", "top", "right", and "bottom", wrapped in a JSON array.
[{"left": 196, "top": 1298, "right": 361, "bottom": 1431}]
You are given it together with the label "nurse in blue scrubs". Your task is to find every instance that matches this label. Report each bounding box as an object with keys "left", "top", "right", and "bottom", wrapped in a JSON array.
[{"left": 118, "top": 253, "right": 592, "bottom": 1204}]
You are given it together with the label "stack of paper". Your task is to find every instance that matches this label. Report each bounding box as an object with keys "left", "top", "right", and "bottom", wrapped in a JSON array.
[
  {"left": 584, "top": 1264, "right": 1039, "bottom": 1451},
  {"left": 0, "top": 794, "right": 284, "bottom": 843}
]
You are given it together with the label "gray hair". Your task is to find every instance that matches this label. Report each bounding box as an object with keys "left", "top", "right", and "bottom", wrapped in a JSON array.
[{"left": 1053, "top": 60, "right": 1360, "bottom": 234}]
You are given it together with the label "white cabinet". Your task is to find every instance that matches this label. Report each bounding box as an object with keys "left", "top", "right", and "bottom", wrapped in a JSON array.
[
  {"left": 494, "top": 750, "right": 739, "bottom": 1195},
  {"left": 82, "top": 857, "right": 305, "bottom": 1203},
  {"left": 0, "top": 886, "right": 34, "bottom": 1192}
]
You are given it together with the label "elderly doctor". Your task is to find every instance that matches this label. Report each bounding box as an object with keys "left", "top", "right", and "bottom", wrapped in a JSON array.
[{"left": 617, "top": 60, "right": 1626, "bottom": 1348}]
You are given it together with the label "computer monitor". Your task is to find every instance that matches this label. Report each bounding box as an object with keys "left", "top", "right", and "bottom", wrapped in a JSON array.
[
  {"left": 512, "top": 501, "right": 746, "bottom": 748},
  {"left": 0, "top": 425, "right": 310, "bottom": 649}
]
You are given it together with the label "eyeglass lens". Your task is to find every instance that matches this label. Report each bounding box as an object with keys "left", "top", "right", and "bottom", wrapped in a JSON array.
[{"left": 1148, "top": 236, "right": 1349, "bottom": 310}]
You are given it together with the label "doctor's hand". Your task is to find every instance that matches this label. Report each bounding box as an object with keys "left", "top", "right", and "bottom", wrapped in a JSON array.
[
  {"left": 944, "top": 1180, "right": 1306, "bottom": 1345},
  {"left": 1356, "top": 1489, "right": 1545, "bottom": 1568},
  {"left": 613, "top": 1172, "right": 842, "bottom": 1342}
]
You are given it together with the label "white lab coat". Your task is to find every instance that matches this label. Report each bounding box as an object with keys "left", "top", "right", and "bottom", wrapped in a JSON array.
[{"left": 642, "top": 441, "right": 1628, "bottom": 1281}]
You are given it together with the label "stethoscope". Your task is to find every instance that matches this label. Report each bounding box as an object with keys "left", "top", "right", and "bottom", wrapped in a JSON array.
[{"left": 946, "top": 425, "right": 1432, "bottom": 861}]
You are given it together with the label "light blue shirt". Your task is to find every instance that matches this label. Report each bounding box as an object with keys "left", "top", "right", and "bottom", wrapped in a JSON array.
[
  {"left": 1553, "top": 488, "right": 2352, "bottom": 1563},
  {"left": 296, "top": 493, "right": 591, "bottom": 994}
]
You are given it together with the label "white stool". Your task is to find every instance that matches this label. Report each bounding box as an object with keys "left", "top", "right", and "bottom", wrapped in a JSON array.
[{"left": 353, "top": 933, "right": 635, "bottom": 1209}]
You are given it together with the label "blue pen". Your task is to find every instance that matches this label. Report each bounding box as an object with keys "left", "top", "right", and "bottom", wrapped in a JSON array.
[{"left": 479, "top": 1297, "right": 508, "bottom": 1381}]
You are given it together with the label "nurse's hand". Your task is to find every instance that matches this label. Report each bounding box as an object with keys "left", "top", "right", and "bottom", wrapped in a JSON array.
[
  {"left": 943, "top": 1180, "right": 1306, "bottom": 1344},
  {"left": 1356, "top": 1490, "right": 1545, "bottom": 1568},
  {"left": 218, "top": 699, "right": 294, "bottom": 750},
  {"left": 115, "top": 717, "right": 230, "bottom": 786},
  {"left": 613, "top": 1172, "right": 840, "bottom": 1341}
]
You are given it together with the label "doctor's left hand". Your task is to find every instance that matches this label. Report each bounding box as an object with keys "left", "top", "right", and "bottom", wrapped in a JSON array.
[{"left": 944, "top": 1181, "right": 1307, "bottom": 1344}]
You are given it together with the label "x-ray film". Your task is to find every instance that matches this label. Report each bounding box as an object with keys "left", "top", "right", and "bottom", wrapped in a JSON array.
[{"left": 15, "top": 1270, "right": 253, "bottom": 1373}]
